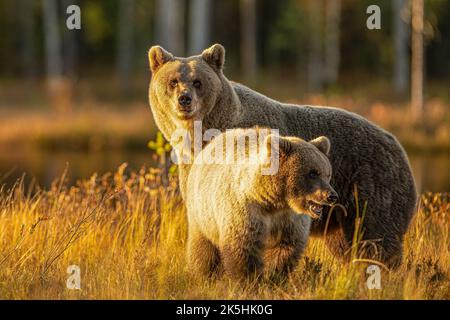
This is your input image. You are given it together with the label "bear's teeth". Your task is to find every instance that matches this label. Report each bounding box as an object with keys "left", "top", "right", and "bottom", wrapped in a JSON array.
[{"left": 310, "top": 203, "right": 323, "bottom": 215}]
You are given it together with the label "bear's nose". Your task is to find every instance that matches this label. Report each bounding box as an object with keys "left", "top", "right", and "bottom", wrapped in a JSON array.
[
  {"left": 327, "top": 192, "right": 338, "bottom": 204},
  {"left": 178, "top": 93, "right": 192, "bottom": 108}
]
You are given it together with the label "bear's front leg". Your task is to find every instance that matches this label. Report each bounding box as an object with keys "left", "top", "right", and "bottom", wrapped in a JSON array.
[
  {"left": 264, "top": 214, "right": 310, "bottom": 281},
  {"left": 187, "top": 226, "right": 221, "bottom": 278},
  {"left": 221, "top": 218, "right": 266, "bottom": 280}
]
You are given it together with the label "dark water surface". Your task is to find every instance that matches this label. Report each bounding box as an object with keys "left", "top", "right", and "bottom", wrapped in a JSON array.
[{"left": 0, "top": 149, "right": 449, "bottom": 193}]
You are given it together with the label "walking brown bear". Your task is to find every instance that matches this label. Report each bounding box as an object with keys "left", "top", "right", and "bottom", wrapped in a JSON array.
[{"left": 186, "top": 129, "right": 336, "bottom": 279}]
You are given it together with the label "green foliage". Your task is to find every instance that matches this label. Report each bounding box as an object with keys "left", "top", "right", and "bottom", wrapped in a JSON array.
[
  {"left": 83, "top": 2, "right": 113, "bottom": 46},
  {"left": 267, "top": 0, "right": 308, "bottom": 65},
  {"left": 147, "top": 131, "right": 171, "bottom": 157},
  {"left": 148, "top": 132, "right": 175, "bottom": 176}
]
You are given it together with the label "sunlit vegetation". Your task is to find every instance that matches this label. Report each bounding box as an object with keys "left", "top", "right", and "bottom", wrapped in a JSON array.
[{"left": 0, "top": 165, "right": 448, "bottom": 299}]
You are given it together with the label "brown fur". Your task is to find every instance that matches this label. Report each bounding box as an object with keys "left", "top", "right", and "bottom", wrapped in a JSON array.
[
  {"left": 148, "top": 44, "right": 418, "bottom": 268},
  {"left": 186, "top": 129, "right": 336, "bottom": 279}
]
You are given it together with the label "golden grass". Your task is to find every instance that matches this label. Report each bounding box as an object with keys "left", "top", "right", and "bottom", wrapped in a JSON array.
[{"left": 0, "top": 164, "right": 448, "bottom": 300}]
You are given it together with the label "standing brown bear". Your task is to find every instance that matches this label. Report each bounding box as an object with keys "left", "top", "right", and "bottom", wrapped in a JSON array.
[{"left": 148, "top": 44, "right": 417, "bottom": 268}]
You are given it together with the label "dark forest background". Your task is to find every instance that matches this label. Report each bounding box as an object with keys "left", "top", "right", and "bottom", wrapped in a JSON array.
[
  {"left": 0, "top": 0, "right": 449, "bottom": 192},
  {"left": 0, "top": 0, "right": 449, "bottom": 98}
]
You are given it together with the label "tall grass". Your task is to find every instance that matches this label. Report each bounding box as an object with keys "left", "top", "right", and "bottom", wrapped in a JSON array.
[{"left": 0, "top": 165, "right": 448, "bottom": 299}]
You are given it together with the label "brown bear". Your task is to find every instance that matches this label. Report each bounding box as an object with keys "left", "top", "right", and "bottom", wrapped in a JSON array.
[
  {"left": 186, "top": 128, "right": 337, "bottom": 279},
  {"left": 148, "top": 44, "right": 417, "bottom": 268}
]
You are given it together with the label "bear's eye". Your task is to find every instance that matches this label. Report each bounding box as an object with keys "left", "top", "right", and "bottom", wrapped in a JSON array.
[
  {"left": 193, "top": 80, "right": 202, "bottom": 88},
  {"left": 308, "top": 169, "right": 319, "bottom": 179},
  {"left": 169, "top": 79, "right": 178, "bottom": 88}
]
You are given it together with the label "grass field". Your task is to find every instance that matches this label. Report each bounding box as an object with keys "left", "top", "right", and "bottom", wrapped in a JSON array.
[{"left": 0, "top": 164, "right": 448, "bottom": 300}]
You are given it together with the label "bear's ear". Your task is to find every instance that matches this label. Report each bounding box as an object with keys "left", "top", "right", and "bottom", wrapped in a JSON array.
[
  {"left": 278, "top": 137, "right": 292, "bottom": 155},
  {"left": 264, "top": 134, "right": 291, "bottom": 157},
  {"left": 201, "top": 44, "right": 225, "bottom": 71},
  {"left": 309, "top": 136, "right": 331, "bottom": 156},
  {"left": 148, "top": 46, "right": 173, "bottom": 73}
]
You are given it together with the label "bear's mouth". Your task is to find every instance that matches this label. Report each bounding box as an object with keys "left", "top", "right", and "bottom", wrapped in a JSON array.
[
  {"left": 175, "top": 103, "right": 197, "bottom": 120},
  {"left": 176, "top": 110, "right": 195, "bottom": 120},
  {"left": 307, "top": 200, "right": 324, "bottom": 219}
]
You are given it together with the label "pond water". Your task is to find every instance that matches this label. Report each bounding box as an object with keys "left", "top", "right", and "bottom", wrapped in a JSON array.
[{"left": 0, "top": 149, "right": 449, "bottom": 193}]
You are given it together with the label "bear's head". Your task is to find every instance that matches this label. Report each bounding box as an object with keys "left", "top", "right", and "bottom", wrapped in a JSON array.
[
  {"left": 148, "top": 44, "right": 225, "bottom": 125},
  {"left": 264, "top": 134, "right": 338, "bottom": 219}
]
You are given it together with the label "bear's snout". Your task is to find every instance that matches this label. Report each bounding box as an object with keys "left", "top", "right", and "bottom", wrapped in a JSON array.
[
  {"left": 311, "top": 187, "right": 338, "bottom": 206},
  {"left": 178, "top": 92, "right": 193, "bottom": 109},
  {"left": 326, "top": 190, "right": 338, "bottom": 204}
]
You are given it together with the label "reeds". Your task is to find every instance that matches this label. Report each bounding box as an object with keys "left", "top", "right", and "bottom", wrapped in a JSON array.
[{"left": 0, "top": 165, "right": 448, "bottom": 299}]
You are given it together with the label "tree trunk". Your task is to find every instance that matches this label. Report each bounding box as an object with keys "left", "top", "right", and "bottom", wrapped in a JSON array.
[
  {"left": 240, "top": 0, "right": 257, "bottom": 82},
  {"left": 308, "top": 0, "right": 324, "bottom": 92},
  {"left": 63, "top": 0, "right": 78, "bottom": 80},
  {"left": 117, "top": 0, "right": 135, "bottom": 96},
  {"left": 188, "top": 0, "right": 211, "bottom": 55},
  {"left": 42, "top": 0, "right": 63, "bottom": 79},
  {"left": 411, "top": 0, "right": 424, "bottom": 117},
  {"left": 18, "top": 0, "right": 36, "bottom": 82},
  {"left": 155, "top": 0, "right": 185, "bottom": 55},
  {"left": 324, "top": 0, "right": 341, "bottom": 86},
  {"left": 393, "top": 0, "right": 409, "bottom": 94},
  {"left": 43, "top": 0, "right": 71, "bottom": 112}
]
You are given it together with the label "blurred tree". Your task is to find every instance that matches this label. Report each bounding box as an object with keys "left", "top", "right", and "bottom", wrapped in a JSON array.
[
  {"left": 426, "top": 0, "right": 450, "bottom": 79},
  {"left": 393, "top": 0, "right": 409, "bottom": 94},
  {"left": 411, "top": 0, "right": 424, "bottom": 117},
  {"left": 266, "top": 0, "right": 307, "bottom": 74},
  {"left": 82, "top": 1, "right": 114, "bottom": 47},
  {"left": 43, "top": 0, "right": 72, "bottom": 112},
  {"left": 188, "top": 0, "right": 211, "bottom": 55},
  {"left": 240, "top": 0, "right": 257, "bottom": 82},
  {"left": 117, "top": 0, "right": 135, "bottom": 96},
  {"left": 324, "top": 0, "right": 341, "bottom": 86},
  {"left": 308, "top": 0, "right": 324, "bottom": 92},
  {"left": 62, "top": 0, "right": 79, "bottom": 80},
  {"left": 42, "top": 0, "right": 63, "bottom": 80},
  {"left": 134, "top": 0, "right": 156, "bottom": 71},
  {"left": 18, "top": 0, "right": 37, "bottom": 82},
  {"left": 0, "top": 0, "right": 449, "bottom": 101},
  {"left": 155, "top": 0, "right": 185, "bottom": 55}
]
